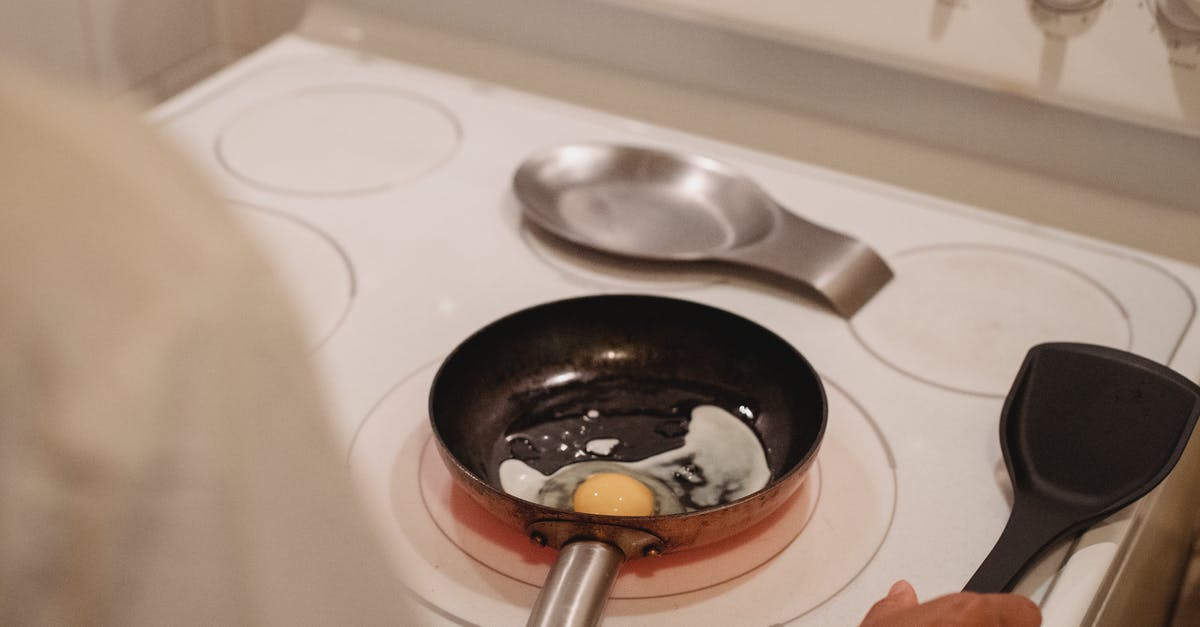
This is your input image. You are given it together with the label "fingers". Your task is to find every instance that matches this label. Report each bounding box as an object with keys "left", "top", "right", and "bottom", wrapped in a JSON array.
[
  {"left": 860, "top": 582, "right": 1042, "bottom": 627},
  {"left": 860, "top": 580, "right": 919, "bottom": 625},
  {"left": 917, "top": 592, "right": 1041, "bottom": 626}
]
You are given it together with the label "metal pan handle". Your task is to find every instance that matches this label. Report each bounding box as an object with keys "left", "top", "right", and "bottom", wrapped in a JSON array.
[{"left": 527, "top": 540, "right": 625, "bottom": 627}]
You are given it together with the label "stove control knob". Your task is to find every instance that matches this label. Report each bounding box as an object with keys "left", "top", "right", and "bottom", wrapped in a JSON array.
[
  {"left": 1158, "top": 0, "right": 1200, "bottom": 32},
  {"left": 1035, "top": 0, "right": 1105, "bottom": 11}
]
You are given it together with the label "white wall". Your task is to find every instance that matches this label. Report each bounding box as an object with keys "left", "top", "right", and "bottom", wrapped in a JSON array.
[{"left": 0, "top": 0, "right": 307, "bottom": 104}]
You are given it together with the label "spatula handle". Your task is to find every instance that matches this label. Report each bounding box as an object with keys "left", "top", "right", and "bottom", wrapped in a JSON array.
[{"left": 963, "top": 499, "right": 1076, "bottom": 593}]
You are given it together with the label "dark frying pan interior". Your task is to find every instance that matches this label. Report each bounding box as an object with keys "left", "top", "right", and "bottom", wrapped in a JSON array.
[
  {"left": 429, "top": 294, "right": 826, "bottom": 513},
  {"left": 965, "top": 342, "right": 1200, "bottom": 592}
]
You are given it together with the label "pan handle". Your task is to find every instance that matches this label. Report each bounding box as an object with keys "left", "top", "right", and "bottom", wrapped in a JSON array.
[{"left": 527, "top": 540, "right": 625, "bottom": 627}]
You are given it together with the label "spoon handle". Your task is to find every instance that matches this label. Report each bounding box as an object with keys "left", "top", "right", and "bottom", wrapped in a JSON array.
[
  {"left": 728, "top": 208, "right": 892, "bottom": 317},
  {"left": 963, "top": 497, "right": 1080, "bottom": 593}
]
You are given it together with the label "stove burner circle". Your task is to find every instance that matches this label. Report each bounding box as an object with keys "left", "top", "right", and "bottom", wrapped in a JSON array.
[
  {"left": 217, "top": 85, "right": 460, "bottom": 195},
  {"left": 520, "top": 222, "right": 720, "bottom": 291},
  {"left": 349, "top": 363, "right": 894, "bottom": 625},
  {"left": 418, "top": 431, "right": 819, "bottom": 598},
  {"left": 236, "top": 206, "right": 353, "bottom": 348},
  {"left": 851, "top": 245, "right": 1131, "bottom": 396}
]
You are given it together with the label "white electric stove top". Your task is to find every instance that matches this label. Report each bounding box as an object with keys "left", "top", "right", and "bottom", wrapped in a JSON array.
[{"left": 153, "top": 34, "right": 1200, "bottom": 626}]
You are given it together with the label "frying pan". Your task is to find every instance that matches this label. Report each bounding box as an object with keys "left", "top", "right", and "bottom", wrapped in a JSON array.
[
  {"left": 429, "top": 295, "right": 826, "bottom": 626},
  {"left": 966, "top": 342, "right": 1200, "bottom": 592}
]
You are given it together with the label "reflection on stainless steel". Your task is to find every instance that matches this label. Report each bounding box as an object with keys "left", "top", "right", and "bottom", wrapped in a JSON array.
[
  {"left": 527, "top": 540, "right": 624, "bottom": 627},
  {"left": 513, "top": 143, "right": 893, "bottom": 317}
]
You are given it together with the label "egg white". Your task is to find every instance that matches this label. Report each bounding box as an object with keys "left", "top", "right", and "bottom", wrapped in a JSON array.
[{"left": 498, "top": 404, "right": 770, "bottom": 515}]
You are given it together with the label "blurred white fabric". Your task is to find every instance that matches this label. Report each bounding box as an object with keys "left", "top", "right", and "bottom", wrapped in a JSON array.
[{"left": 0, "top": 61, "right": 416, "bottom": 626}]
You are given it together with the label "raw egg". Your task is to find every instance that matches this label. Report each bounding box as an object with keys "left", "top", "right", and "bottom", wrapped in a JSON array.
[
  {"left": 500, "top": 459, "right": 684, "bottom": 514},
  {"left": 572, "top": 472, "right": 655, "bottom": 516},
  {"left": 498, "top": 404, "right": 770, "bottom": 515}
]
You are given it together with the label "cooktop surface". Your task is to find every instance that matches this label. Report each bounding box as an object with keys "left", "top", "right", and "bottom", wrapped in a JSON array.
[{"left": 154, "top": 35, "right": 1200, "bottom": 626}]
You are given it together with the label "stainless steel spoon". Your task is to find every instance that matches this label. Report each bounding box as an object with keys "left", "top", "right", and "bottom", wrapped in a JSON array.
[{"left": 513, "top": 143, "right": 893, "bottom": 316}]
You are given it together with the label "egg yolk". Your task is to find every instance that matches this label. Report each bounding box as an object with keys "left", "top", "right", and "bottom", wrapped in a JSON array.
[{"left": 572, "top": 472, "right": 655, "bottom": 516}]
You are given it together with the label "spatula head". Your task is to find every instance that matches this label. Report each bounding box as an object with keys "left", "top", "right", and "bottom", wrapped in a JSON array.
[
  {"left": 964, "top": 342, "right": 1200, "bottom": 593},
  {"left": 1001, "top": 343, "right": 1200, "bottom": 514}
]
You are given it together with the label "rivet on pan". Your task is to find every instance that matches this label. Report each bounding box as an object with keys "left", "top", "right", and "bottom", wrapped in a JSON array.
[
  {"left": 529, "top": 531, "right": 548, "bottom": 547},
  {"left": 643, "top": 545, "right": 662, "bottom": 557}
]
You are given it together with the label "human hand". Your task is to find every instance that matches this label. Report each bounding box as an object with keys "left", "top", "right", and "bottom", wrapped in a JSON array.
[{"left": 860, "top": 580, "right": 1041, "bottom": 626}]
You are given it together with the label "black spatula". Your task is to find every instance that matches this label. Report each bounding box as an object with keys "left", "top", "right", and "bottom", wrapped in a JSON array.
[{"left": 965, "top": 342, "right": 1200, "bottom": 593}]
